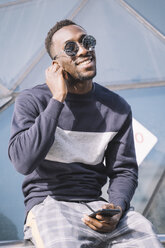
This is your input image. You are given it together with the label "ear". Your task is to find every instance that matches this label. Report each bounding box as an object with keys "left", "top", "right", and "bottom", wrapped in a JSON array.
[{"left": 52, "top": 60, "right": 59, "bottom": 66}]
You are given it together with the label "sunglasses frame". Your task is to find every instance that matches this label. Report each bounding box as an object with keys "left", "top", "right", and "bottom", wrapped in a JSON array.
[{"left": 53, "top": 35, "right": 96, "bottom": 60}]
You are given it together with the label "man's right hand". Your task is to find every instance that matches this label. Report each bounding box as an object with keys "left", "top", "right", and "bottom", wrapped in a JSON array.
[{"left": 45, "top": 62, "right": 68, "bottom": 102}]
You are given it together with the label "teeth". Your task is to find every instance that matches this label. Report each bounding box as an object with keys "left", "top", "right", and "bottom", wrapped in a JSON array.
[{"left": 79, "top": 59, "right": 91, "bottom": 65}]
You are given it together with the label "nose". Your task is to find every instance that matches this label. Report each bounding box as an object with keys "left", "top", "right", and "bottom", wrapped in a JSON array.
[{"left": 77, "top": 43, "right": 88, "bottom": 56}]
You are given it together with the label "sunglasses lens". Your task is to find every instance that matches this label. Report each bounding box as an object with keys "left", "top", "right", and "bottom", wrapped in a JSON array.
[
  {"left": 64, "top": 35, "right": 96, "bottom": 57},
  {"left": 64, "top": 41, "right": 78, "bottom": 56},
  {"left": 83, "top": 35, "right": 96, "bottom": 50}
]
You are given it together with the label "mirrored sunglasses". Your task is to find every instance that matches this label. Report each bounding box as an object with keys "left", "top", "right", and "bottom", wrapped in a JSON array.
[{"left": 54, "top": 35, "right": 96, "bottom": 60}]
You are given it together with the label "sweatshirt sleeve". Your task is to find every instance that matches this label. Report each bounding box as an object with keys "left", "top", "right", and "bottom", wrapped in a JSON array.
[
  {"left": 105, "top": 109, "right": 138, "bottom": 212},
  {"left": 8, "top": 92, "right": 64, "bottom": 175}
]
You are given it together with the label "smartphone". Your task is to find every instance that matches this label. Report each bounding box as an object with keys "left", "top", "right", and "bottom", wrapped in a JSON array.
[{"left": 89, "top": 209, "right": 120, "bottom": 218}]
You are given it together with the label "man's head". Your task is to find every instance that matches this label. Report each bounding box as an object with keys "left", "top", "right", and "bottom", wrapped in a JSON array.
[
  {"left": 45, "top": 19, "right": 96, "bottom": 82},
  {"left": 45, "top": 19, "right": 77, "bottom": 60}
]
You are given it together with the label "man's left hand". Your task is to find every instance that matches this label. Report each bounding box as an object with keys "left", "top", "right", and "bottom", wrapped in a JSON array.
[{"left": 82, "top": 203, "right": 122, "bottom": 233}]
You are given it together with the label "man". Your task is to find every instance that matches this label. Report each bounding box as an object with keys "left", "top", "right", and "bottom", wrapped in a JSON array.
[{"left": 8, "top": 19, "right": 162, "bottom": 247}]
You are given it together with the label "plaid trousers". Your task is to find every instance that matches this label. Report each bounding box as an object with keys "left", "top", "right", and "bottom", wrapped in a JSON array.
[{"left": 24, "top": 196, "right": 163, "bottom": 248}]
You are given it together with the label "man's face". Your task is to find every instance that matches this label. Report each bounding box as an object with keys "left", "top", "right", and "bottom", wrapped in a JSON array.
[{"left": 51, "top": 25, "right": 96, "bottom": 82}]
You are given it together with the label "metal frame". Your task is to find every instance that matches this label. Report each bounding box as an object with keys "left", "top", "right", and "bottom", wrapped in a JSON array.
[
  {"left": 143, "top": 170, "right": 165, "bottom": 217},
  {"left": 0, "top": 0, "right": 37, "bottom": 9},
  {"left": 119, "top": 0, "right": 165, "bottom": 42},
  {"left": 0, "top": 0, "right": 89, "bottom": 112},
  {"left": 1, "top": 0, "right": 165, "bottom": 111},
  {"left": 0, "top": 0, "right": 164, "bottom": 242}
]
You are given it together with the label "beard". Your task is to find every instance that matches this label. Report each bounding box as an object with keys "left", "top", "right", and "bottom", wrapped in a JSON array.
[
  {"left": 77, "top": 70, "right": 96, "bottom": 81},
  {"left": 67, "top": 68, "right": 97, "bottom": 85}
]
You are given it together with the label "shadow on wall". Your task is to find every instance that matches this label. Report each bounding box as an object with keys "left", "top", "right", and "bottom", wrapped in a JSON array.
[{"left": 0, "top": 213, "right": 19, "bottom": 240}]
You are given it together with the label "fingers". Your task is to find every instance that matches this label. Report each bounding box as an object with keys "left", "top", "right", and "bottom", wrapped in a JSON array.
[
  {"left": 102, "top": 203, "right": 115, "bottom": 209},
  {"left": 82, "top": 215, "right": 116, "bottom": 233},
  {"left": 52, "top": 62, "right": 60, "bottom": 72},
  {"left": 95, "top": 214, "right": 112, "bottom": 223},
  {"left": 46, "top": 63, "right": 60, "bottom": 73},
  {"left": 82, "top": 204, "right": 123, "bottom": 233},
  {"left": 96, "top": 213, "right": 120, "bottom": 226},
  {"left": 101, "top": 204, "right": 122, "bottom": 218},
  {"left": 45, "top": 63, "right": 68, "bottom": 102},
  {"left": 82, "top": 215, "right": 101, "bottom": 231},
  {"left": 45, "top": 64, "right": 63, "bottom": 83}
]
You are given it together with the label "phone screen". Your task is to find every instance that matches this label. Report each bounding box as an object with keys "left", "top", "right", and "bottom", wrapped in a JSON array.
[{"left": 89, "top": 209, "right": 120, "bottom": 218}]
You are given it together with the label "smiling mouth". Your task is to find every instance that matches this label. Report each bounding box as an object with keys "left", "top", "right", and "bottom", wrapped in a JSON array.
[{"left": 76, "top": 56, "right": 94, "bottom": 66}]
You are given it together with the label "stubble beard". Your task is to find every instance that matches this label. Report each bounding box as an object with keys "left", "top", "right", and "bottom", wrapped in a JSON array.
[{"left": 68, "top": 68, "right": 97, "bottom": 86}]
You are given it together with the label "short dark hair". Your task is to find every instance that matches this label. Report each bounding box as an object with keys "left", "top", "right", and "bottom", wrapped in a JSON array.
[{"left": 45, "top": 19, "right": 77, "bottom": 59}]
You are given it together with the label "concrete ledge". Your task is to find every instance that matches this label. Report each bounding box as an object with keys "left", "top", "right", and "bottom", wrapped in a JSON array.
[
  {"left": 0, "top": 235, "right": 164, "bottom": 247},
  {"left": 0, "top": 240, "right": 34, "bottom": 247},
  {"left": 157, "top": 234, "right": 165, "bottom": 247}
]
